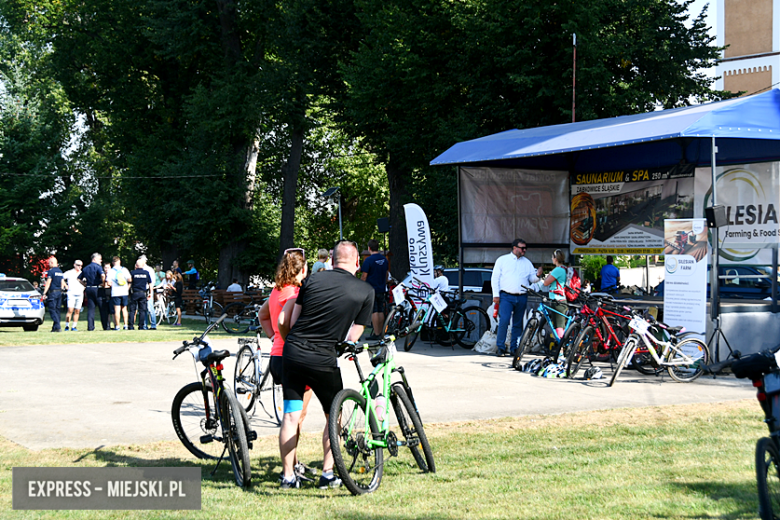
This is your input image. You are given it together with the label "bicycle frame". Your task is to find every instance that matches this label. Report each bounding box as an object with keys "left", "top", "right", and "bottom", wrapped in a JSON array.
[
  {"left": 578, "top": 302, "right": 629, "bottom": 353},
  {"left": 530, "top": 299, "right": 576, "bottom": 344},
  {"left": 345, "top": 341, "right": 418, "bottom": 451},
  {"left": 627, "top": 317, "right": 700, "bottom": 367}
]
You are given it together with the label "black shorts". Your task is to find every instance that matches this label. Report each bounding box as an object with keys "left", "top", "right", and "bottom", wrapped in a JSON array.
[
  {"left": 282, "top": 358, "right": 343, "bottom": 414},
  {"left": 372, "top": 292, "right": 387, "bottom": 314},
  {"left": 269, "top": 355, "right": 283, "bottom": 386}
]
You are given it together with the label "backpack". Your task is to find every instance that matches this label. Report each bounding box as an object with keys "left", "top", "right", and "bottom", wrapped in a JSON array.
[{"left": 552, "top": 267, "right": 582, "bottom": 302}]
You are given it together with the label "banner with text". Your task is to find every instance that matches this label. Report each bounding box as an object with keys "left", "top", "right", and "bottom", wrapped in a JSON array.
[
  {"left": 403, "top": 203, "right": 434, "bottom": 286},
  {"left": 694, "top": 162, "right": 780, "bottom": 264},
  {"left": 570, "top": 165, "right": 695, "bottom": 255},
  {"left": 663, "top": 218, "right": 708, "bottom": 337}
]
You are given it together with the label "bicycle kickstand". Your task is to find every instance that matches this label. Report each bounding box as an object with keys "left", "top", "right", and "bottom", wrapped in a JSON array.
[{"left": 210, "top": 445, "right": 230, "bottom": 477}]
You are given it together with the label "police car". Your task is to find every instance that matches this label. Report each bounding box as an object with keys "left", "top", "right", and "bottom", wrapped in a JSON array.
[{"left": 0, "top": 275, "right": 45, "bottom": 331}]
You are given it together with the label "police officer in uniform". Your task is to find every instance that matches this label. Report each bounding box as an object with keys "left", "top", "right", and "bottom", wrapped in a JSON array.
[
  {"left": 42, "top": 257, "right": 65, "bottom": 332},
  {"left": 128, "top": 261, "right": 152, "bottom": 330},
  {"left": 78, "top": 253, "right": 105, "bottom": 331}
]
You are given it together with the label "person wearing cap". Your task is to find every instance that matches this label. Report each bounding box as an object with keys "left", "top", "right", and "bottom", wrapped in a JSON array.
[
  {"left": 182, "top": 259, "right": 199, "bottom": 290},
  {"left": 490, "top": 238, "right": 543, "bottom": 357}
]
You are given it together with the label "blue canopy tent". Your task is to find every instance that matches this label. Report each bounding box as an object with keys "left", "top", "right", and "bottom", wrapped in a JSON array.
[
  {"left": 431, "top": 90, "right": 780, "bottom": 359},
  {"left": 431, "top": 89, "right": 780, "bottom": 171}
]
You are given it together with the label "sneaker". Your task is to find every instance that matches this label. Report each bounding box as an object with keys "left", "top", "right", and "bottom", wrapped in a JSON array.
[
  {"left": 317, "top": 473, "right": 342, "bottom": 489},
  {"left": 71, "top": 327, "right": 77, "bottom": 332},
  {"left": 123, "top": 326, "right": 129, "bottom": 330},
  {"left": 496, "top": 350, "right": 507, "bottom": 357},
  {"left": 64, "top": 326, "right": 70, "bottom": 331},
  {"left": 279, "top": 475, "right": 300, "bottom": 489}
]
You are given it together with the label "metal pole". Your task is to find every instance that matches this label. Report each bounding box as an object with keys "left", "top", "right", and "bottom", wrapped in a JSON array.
[
  {"left": 773, "top": 245, "right": 778, "bottom": 313},
  {"left": 572, "top": 33, "right": 577, "bottom": 124},
  {"left": 710, "top": 136, "right": 721, "bottom": 360},
  {"left": 338, "top": 193, "right": 343, "bottom": 240},
  {"left": 457, "top": 166, "right": 464, "bottom": 295}
]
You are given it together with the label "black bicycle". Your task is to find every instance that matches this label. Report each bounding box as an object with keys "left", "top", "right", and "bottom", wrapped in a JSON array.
[
  {"left": 171, "top": 314, "right": 256, "bottom": 488},
  {"left": 707, "top": 346, "right": 780, "bottom": 520}
]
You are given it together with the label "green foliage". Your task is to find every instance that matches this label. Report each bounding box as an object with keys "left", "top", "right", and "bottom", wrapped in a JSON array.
[{"left": 578, "top": 255, "right": 607, "bottom": 283}]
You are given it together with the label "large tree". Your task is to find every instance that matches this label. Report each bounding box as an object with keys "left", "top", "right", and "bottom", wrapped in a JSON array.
[{"left": 339, "top": 0, "right": 725, "bottom": 275}]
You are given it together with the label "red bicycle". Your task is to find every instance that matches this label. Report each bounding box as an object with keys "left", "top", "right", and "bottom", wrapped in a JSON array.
[{"left": 565, "top": 297, "right": 632, "bottom": 378}]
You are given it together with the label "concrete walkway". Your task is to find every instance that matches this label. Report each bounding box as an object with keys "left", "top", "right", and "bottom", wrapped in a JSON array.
[{"left": 0, "top": 336, "right": 754, "bottom": 451}]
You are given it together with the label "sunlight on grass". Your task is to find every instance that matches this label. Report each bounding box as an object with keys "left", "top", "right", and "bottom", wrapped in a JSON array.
[{"left": 0, "top": 400, "right": 765, "bottom": 519}]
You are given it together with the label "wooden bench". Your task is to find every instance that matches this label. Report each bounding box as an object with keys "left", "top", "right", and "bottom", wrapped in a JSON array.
[{"left": 182, "top": 289, "right": 200, "bottom": 315}]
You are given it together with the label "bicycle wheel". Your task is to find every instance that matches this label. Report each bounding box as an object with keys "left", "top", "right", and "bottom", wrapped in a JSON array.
[
  {"left": 154, "top": 304, "right": 164, "bottom": 327},
  {"left": 404, "top": 323, "right": 420, "bottom": 351},
  {"left": 220, "top": 389, "right": 252, "bottom": 487},
  {"left": 608, "top": 336, "right": 638, "bottom": 387},
  {"left": 171, "top": 382, "right": 223, "bottom": 460},
  {"left": 454, "top": 306, "right": 489, "bottom": 349},
  {"left": 272, "top": 381, "right": 283, "bottom": 425},
  {"left": 203, "top": 301, "right": 224, "bottom": 324},
  {"left": 557, "top": 322, "right": 581, "bottom": 361},
  {"left": 390, "top": 383, "right": 435, "bottom": 473},
  {"left": 234, "top": 346, "right": 259, "bottom": 414},
  {"left": 757, "top": 437, "right": 780, "bottom": 520},
  {"left": 666, "top": 338, "right": 709, "bottom": 383},
  {"left": 383, "top": 305, "right": 409, "bottom": 336},
  {"left": 566, "top": 325, "right": 594, "bottom": 378},
  {"left": 630, "top": 349, "right": 660, "bottom": 375},
  {"left": 329, "top": 388, "right": 383, "bottom": 495},
  {"left": 512, "top": 317, "right": 538, "bottom": 369},
  {"left": 222, "top": 303, "right": 250, "bottom": 334},
  {"left": 165, "top": 301, "right": 176, "bottom": 324}
]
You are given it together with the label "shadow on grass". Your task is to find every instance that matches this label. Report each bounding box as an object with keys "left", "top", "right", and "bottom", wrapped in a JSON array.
[{"left": 665, "top": 480, "right": 759, "bottom": 520}]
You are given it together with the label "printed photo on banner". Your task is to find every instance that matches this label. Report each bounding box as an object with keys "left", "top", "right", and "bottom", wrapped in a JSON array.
[
  {"left": 569, "top": 164, "right": 695, "bottom": 255},
  {"left": 663, "top": 219, "right": 708, "bottom": 262},
  {"left": 663, "top": 218, "right": 708, "bottom": 339}
]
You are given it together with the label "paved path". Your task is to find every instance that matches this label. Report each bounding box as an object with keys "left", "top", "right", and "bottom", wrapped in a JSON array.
[{"left": 0, "top": 337, "right": 754, "bottom": 451}]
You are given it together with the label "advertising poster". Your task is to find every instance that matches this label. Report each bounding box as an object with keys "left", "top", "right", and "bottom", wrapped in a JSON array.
[
  {"left": 570, "top": 165, "right": 695, "bottom": 255},
  {"left": 694, "top": 162, "right": 780, "bottom": 264},
  {"left": 663, "top": 218, "right": 708, "bottom": 337}
]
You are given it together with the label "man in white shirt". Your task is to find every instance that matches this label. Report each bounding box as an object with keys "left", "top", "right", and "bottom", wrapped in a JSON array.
[
  {"left": 226, "top": 279, "right": 243, "bottom": 292},
  {"left": 108, "top": 256, "right": 132, "bottom": 330},
  {"left": 490, "top": 239, "right": 543, "bottom": 357},
  {"left": 431, "top": 266, "right": 449, "bottom": 294},
  {"left": 62, "top": 260, "right": 86, "bottom": 331}
]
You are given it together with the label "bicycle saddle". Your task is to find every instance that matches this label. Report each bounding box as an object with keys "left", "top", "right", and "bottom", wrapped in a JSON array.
[{"left": 202, "top": 349, "right": 230, "bottom": 365}]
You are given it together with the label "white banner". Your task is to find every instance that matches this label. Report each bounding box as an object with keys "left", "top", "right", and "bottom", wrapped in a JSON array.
[
  {"left": 663, "top": 218, "right": 709, "bottom": 337},
  {"left": 403, "top": 203, "right": 434, "bottom": 286},
  {"left": 694, "top": 162, "right": 780, "bottom": 264}
]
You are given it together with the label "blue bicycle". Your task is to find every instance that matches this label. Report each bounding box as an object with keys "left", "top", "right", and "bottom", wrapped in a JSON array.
[{"left": 511, "top": 287, "right": 581, "bottom": 369}]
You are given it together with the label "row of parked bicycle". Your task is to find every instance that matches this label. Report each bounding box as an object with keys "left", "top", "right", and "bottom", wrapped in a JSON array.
[{"left": 506, "top": 286, "right": 710, "bottom": 386}]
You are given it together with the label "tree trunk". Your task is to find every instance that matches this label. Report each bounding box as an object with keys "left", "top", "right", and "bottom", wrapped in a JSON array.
[
  {"left": 161, "top": 244, "right": 179, "bottom": 274},
  {"left": 278, "top": 125, "right": 305, "bottom": 258},
  {"left": 387, "top": 153, "right": 410, "bottom": 279}
]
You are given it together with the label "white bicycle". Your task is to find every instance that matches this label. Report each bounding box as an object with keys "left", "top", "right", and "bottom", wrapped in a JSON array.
[
  {"left": 609, "top": 310, "right": 710, "bottom": 386},
  {"left": 233, "top": 337, "right": 284, "bottom": 424},
  {"left": 154, "top": 292, "right": 177, "bottom": 326}
]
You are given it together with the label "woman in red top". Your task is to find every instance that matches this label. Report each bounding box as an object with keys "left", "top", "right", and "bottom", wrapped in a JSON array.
[{"left": 259, "top": 249, "right": 312, "bottom": 475}]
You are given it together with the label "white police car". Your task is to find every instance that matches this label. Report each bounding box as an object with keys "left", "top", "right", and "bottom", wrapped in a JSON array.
[{"left": 0, "top": 275, "right": 45, "bottom": 331}]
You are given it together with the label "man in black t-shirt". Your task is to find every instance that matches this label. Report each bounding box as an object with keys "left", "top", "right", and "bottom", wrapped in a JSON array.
[{"left": 277, "top": 240, "right": 373, "bottom": 489}]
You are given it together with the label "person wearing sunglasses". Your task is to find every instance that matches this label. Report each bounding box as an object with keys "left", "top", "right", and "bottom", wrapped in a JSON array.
[
  {"left": 490, "top": 238, "right": 544, "bottom": 357},
  {"left": 276, "top": 240, "right": 374, "bottom": 490}
]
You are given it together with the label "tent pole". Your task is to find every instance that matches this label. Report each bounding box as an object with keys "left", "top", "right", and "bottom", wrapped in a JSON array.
[
  {"left": 457, "top": 166, "right": 464, "bottom": 295},
  {"left": 710, "top": 136, "right": 722, "bottom": 362},
  {"left": 773, "top": 245, "right": 778, "bottom": 314}
]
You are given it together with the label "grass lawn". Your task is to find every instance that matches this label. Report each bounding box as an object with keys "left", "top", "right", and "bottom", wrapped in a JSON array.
[
  {"left": 0, "top": 400, "right": 766, "bottom": 519},
  {"left": 0, "top": 318, "right": 255, "bottom": 347}
]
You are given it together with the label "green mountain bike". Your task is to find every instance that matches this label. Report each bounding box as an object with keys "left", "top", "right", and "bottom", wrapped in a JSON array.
[{"left": 329, "top": 335, "right": 435, "bottom": 495}]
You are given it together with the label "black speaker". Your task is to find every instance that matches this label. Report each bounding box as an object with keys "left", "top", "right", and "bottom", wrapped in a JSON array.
[
  {"left": 377, "top": 217, "right": 390, "bottom": 233},
  {"left": 705, "top": 205, "right": 727, "bottom": 228}
]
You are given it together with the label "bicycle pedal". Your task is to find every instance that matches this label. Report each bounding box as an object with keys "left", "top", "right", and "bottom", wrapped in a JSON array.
[
  {"left": 199, "top": 434, "right": 214, "bottom": 444},
  {"left": 236, "top": 388, "right": 247, "bottom": 394},
  {"left": 247, "top": 430, "right": 258, "bottom": 442}
]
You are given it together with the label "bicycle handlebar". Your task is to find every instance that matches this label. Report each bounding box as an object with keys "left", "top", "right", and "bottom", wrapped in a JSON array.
[{"left": 337, "top": 335, "right": 396, "bottom": 356}]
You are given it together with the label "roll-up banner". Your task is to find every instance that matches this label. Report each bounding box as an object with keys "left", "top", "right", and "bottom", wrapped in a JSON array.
[
  {"left": 662, "top": 218, "right": 708, "bottom": 338},
  {"left": 403, "top": 203, "right": 434, "bottom": 286}
]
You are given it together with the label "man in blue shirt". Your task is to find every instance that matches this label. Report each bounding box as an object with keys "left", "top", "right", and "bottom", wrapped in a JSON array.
[
  {"left": 183, "top": 260, "right": 199, "bottom": 290},
  {"left": 360, "top": 239, "right": 389, "bottom": 338},
  {"left": 42, "top": 257, "right": 65, "bottom": 332},
  {"left": 77, "top": 253, "right": 106, "bottom": 331},
  {"left": 600, "top": 256, "right": 621, "bottom": 294}
]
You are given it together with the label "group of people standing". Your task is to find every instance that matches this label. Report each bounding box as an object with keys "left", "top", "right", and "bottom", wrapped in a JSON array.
[{"left": 40, "top": 254, "right": 199, "bottom": 332}]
